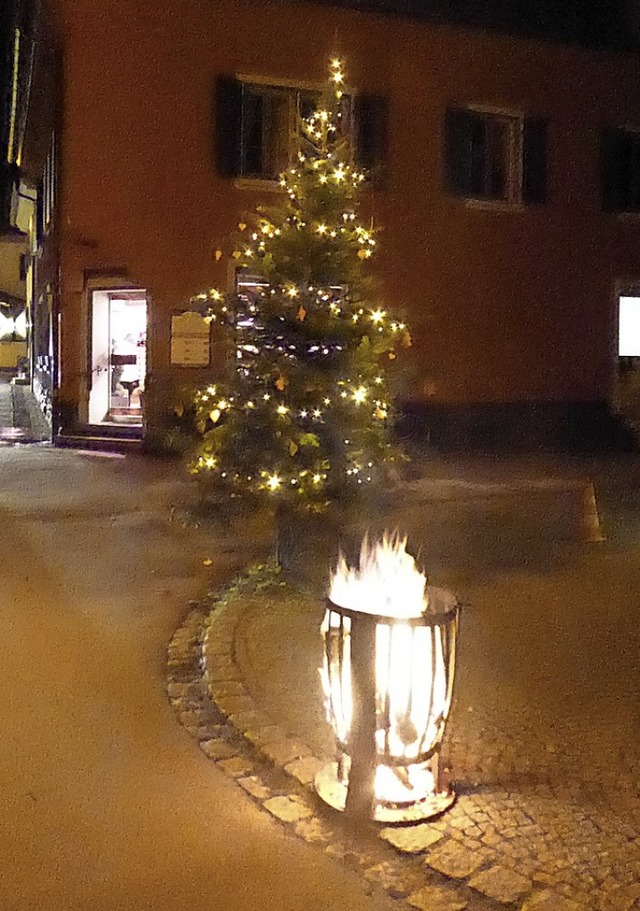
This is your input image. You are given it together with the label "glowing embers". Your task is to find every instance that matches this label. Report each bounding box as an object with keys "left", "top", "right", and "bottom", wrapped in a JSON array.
[{"left": 317, "top": 534, "right": 460, "bottom": 823}]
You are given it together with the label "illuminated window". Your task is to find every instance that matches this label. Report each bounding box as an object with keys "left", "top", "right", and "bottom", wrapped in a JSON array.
[
  {"left": 601, "top": 128, "right": 640, "bottom": 213},
  {"left": 233, "top": 269, "right": 268, "bottom": 371},
  {"left": 232, "top": 268, "right": 346, "bottom": 372},
  {"left": 619, "top": 295, "right": 640, "bottom": 356},
  {"left": 445, "top": 108, "right": 547, "bottom": 204}
]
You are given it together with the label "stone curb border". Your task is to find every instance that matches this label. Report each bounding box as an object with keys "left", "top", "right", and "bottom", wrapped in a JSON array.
[{"left": 167, "top": 583, "right": 585, "bottom": 911}]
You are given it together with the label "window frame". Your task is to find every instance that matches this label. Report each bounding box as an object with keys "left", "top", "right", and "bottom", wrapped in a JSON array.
[
  {"left": 43, "top": 132, "right": 55, "bottom": 231},
  {"left": 445, "top": 104, "right": 528, "bottom": 209},
  {"left": 35, "top": 132, "right": 56, "bottom": 247},
  {"left": 234, "top": 77, "right": 322, "bottom": 184},
  {"left": 217, "top": 74, "right": 387, "bottom": 188}
]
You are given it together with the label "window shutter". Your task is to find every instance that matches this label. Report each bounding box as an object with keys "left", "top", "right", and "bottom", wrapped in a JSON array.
[
  {"left": 354, "top": 93, "right": 388, "bottom": 182},
  {"left": 601, "top": 128, "right": 626, "bottom": 212},
  {"left": 215, "top": 76, "right": 243, "bottom": 177},
  {"left": 628, "top": 133, "right": 640, "bottom": 211},
  {"left": 444, "top": 108, "right": 474, "bottom": 197},
  {"left": 522, "top": 117, "right": 548, "bottom": 204}
]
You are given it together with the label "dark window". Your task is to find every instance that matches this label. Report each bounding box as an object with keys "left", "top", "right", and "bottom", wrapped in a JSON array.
[
  {"left": 216, "top": 79, "right": 318, "bottom": 180},
  {"left": 34, "top": 133, "right": 56, "bottom": 246},
  {"left": 353, "top": 93, "right": 388, "bottom": 183},
  {"left": 216, "top": 78, "right": 388, "bottom": 183},
  {"left": 35, "top": 177, "right": 44, "bottom": 246},
  {"left": 445, "top": 108, "right": 547, "bottom": 204},
  {"left": 601, "top": 128, "right": 640, "bottom": 213},
  {"left": 43, "top": 135, "right": 55, "bottom": 229}
]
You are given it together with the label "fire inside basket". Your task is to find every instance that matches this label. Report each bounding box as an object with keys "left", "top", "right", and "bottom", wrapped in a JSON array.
[{"left": 316, "top": 533, "right": 460, "bottom": 824}]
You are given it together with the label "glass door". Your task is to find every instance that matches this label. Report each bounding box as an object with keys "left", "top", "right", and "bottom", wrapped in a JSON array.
[{"left": 89, "top": 289, "right": 147, "bottom": 425}]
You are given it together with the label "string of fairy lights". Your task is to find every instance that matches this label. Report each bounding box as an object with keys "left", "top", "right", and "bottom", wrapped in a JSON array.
[{"left": 189, "top": 57, "right": 410, "bottom": 503}]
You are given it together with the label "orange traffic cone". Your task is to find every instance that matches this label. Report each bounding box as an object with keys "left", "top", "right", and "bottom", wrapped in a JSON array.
[{"left": 581, "top": 482, "right": 606, "bottom": 543}]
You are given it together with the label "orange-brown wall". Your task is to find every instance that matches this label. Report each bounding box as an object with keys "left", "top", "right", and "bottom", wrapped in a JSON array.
[{"left": 49, "top": 0, "right": 640, "bottom": 422}]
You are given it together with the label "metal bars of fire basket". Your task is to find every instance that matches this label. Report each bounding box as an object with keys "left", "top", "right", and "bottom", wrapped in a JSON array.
[{"left": 322, "top": 596, "right": 460, "bottom": 818}]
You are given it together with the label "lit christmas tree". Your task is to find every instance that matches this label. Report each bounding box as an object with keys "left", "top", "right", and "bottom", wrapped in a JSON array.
[{"left": 189, "top": 58, "right": 411, "bottom": 513}]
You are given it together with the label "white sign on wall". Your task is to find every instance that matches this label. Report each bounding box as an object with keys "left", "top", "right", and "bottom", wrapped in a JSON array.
[{"left": 170, "top": 311, "right": 210, "bottom": 366}]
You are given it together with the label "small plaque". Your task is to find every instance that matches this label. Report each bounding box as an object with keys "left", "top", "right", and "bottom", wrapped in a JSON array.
[{"left": 171, "top": 311, "right": 211, "bottom": 366}]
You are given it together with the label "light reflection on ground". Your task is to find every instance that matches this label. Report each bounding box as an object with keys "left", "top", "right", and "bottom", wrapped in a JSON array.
[{"left": 0, "top": 426, "right": 26, "bottom": 441}]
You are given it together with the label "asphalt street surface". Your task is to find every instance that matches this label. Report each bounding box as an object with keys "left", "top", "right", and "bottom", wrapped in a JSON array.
[{"left": 0, "top": 446, "right": 397, "bottom": 911}]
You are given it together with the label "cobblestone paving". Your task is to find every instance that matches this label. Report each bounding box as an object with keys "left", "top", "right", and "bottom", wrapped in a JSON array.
[
  {"left": 167, "top": 565, "right": 640, "bottom": 911},
  {"left": 167, "top": 599, "right": 486, "bottom": 911},
  {"left": 167, "top": 465, "right": 640, "bottom": 911}
]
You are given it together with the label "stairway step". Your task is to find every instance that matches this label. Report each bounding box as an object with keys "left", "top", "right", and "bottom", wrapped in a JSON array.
[{"left": 55, "top": 433, "right": 142, "bottom": 453}]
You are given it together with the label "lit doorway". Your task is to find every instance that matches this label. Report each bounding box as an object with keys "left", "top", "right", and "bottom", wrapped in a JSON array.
[{"left": 89, "top": 289, "right": 147, "bottom": 425}]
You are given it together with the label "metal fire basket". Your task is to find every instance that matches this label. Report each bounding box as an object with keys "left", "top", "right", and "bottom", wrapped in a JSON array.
[{"left": 316, "top": 587, "right": 460, "bottom": 824}]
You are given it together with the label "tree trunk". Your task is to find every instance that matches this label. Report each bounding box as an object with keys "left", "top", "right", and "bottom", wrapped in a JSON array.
[{"left": 274, "top": 503, "right": 345, "bottom": 587}]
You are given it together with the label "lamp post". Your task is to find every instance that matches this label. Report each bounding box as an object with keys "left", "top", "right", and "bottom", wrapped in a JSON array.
[{"left": 316, "top": 534, "right": 461, "bottom": 824}]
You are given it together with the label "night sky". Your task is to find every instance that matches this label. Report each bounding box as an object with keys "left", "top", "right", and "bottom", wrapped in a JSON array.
[{"left": 312, "top": 0, "right": 638, "bottom": 49}]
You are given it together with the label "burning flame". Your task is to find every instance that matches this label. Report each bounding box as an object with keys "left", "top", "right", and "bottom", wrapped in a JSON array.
[
  {"left": 321, "top": 533, "right": 452, "bottom": 808},
  {"left": 329, "top": 532, "right": 428, "bottom": 618}
]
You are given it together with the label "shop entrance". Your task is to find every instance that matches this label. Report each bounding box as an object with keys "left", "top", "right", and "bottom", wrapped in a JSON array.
[{"left": 88, "top": 289, "right": 147, "bottom": 426}]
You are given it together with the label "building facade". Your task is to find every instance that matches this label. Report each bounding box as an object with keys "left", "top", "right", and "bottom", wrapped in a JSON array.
[
  {"left": 0, "top": 226, "right": 28, "bottom": 370},
  {"left": 7, "top": 0, "right": 640, "bottom": 448}
]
